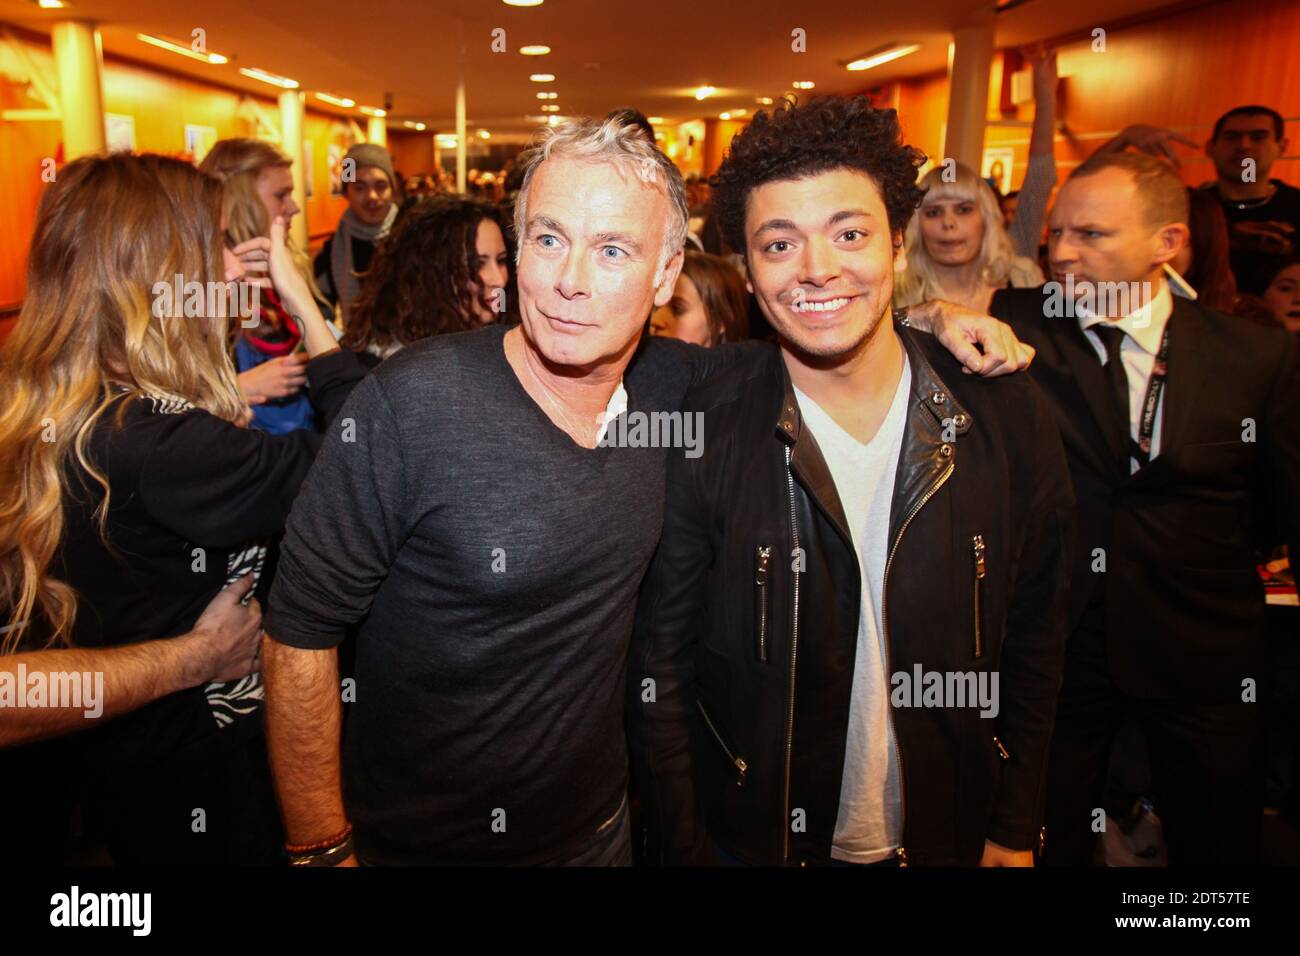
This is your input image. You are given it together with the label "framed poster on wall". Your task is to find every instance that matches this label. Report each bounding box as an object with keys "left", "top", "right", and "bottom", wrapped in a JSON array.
[{"left": 105, "top": 113, "right": 136, "bottom": 153}]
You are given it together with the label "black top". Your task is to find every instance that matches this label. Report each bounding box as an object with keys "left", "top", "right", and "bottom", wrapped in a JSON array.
[
  {"left": 264, "top": 324, "right": 734, "bottom": 864},
  {"left": 1210, "top": 179, "right": 1300, "bottom": 296},
  {"left": 313, "top": 235, "right": 378, "bottom": 306},
  {"left": 43, "top": 350, "right": 363, "bottom": 772}
]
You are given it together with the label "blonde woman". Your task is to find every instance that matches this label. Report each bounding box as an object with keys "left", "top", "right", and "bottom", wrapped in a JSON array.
[
  {"left": 201, "top": 137, "right": 332, "bottom": 433},
  {"left": 0, "top": 153, "right": 360, "bottom": 864},
  {"left": 894, "top": 161, "right": 1044, "bottom": 313}
]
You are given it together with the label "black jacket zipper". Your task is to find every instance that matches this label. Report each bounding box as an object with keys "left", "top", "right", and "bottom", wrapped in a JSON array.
[
  {"left": 755, "top": 545, "right": 771, "bottom": 663},
  {"left": 697, "top": 700, "right": 748, "bottom": 787},
  {"left": 972, "top": 534, "right": 986, "bottom": 659}
]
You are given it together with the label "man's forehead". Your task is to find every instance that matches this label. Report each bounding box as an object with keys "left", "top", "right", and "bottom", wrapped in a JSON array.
[
  {"left": 1221, "top": 116, "right": 1274, "bottom": 133},
  {"left": 528, "top": 157, "right": 667, "bottom": 230},
  {"left": 747, "top": 169, "right": 886, "bottom": 222}
]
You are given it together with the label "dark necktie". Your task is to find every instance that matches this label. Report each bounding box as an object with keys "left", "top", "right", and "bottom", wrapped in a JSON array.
[{"left": 1092, "top": 324, "right": 1131, "bottom": 466}]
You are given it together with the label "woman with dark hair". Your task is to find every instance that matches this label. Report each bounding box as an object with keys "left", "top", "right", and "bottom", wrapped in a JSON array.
[
  {"left": 342, "top": 196, "right": 513, "bottom": 365},
  {"left": 649, "top": 250, "right": 750, "bottom": 346}
]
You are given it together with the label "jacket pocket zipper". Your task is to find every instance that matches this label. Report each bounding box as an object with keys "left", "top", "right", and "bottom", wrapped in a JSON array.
[
  {"left": 755, "top": 545, "right": 772, "bottom": 663},
  {"left": 972, "top": 534, "right": 986, "bottom": 659},
  {"left": 697, "top": 700, "right": 748, "bottom": 788}
]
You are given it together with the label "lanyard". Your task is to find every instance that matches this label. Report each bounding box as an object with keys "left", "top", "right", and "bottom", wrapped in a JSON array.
[{"left": 1131, "top": 324, "right": 1170, "bottom": 466}]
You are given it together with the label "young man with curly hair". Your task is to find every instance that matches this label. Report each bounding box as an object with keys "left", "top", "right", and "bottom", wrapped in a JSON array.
[{"left": 629, "top": 97, "right": 1076, "bottom": 867}]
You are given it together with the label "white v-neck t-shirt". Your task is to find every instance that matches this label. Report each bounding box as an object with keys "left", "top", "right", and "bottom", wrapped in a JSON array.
[{"left": 792, "top": 354, "right": 911, "bottom": 864}]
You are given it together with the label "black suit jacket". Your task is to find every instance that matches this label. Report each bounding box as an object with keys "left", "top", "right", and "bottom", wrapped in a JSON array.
[{"left": 992, "top": 287, "right": 1300, "bottom": 701}]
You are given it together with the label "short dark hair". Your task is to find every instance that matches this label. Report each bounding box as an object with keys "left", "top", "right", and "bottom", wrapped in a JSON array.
[
  {"left": 1212, "top": 106, "right": 1284, "bottom": 142},
  {"left": 1070, "top": 151, "right": 1190, "bottom": 228},
  {"left": 710, "top": 96, "right": 926, "bottom": 257}
]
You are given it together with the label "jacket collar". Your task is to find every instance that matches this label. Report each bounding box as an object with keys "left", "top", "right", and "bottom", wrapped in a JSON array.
[{"left": 774, "top": 318, "right": 972, "bottom": 548}]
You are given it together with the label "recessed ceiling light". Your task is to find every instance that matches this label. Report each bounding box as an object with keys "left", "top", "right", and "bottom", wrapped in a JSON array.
[
  {"left": 535, "top": 91, "right": 558, "bottom": 100},
  {"left": 239, "top": 67, "right": 299, "bottom": 89},
  {"left": 756, "top": 96, "right": 774, "bottom": 106},
  {"left": 792, "top": 80, "right": 815, "bottom": 90},
  {"left": 137, "top": 33, "right": 228, "bottom": 64},
  {"left": 541, "top": 104, "right": 560, "bottom": 112},
  {"left": 694, "top": 85, "right": 716, "bottom": 100},
  {"left": 37, "top": 0, "right": 68, "bottom": 9},
  {"left": 403, "top": 121, "right": 427, "bottom": 131},
  {"left": 520, "top": 45, "right": 551, "bottom": 55},
  {"left": 503, "top": 0, "right": 544, "bottom": 6},
  {"left": 646, "top": 116, "right": 666, "bottom": 124},
  {"left": 359, "top": 105, "right": 387, "bottom": 117},
  {"left": 529, "top": 73, "right": 555, "bottom": 82},
  {"left": 314, "top": 92, "right": 356, "bottom": 108},
  {"left": 719, "top": 112, "right": 731, "bottom": 120},
  {"left": 846, "top": 43, "right": 921, "bottom": 71},
  {"left": 477, "top": 129, "right": 492, "bottom": 139}
]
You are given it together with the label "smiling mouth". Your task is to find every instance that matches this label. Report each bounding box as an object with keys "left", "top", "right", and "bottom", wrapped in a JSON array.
[{"left": 791, "top": 295, "right": 854, "bottom": 314}]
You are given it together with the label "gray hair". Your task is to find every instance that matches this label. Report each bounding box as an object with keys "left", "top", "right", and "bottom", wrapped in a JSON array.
[{"left": 513, "top": 116, "right": 690, "bottom": 273}]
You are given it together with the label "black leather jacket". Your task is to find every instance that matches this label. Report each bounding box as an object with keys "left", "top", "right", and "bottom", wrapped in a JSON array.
[{"left": 629, "top": 323, "right": 1075, "bottom": 866}]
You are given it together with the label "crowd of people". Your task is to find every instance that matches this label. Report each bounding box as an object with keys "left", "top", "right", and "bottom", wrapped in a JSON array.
[{"left": 0, "top": 71, "right": 1297, "bottom": 869}]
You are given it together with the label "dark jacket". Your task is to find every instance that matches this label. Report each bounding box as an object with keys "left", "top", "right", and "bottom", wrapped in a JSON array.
[
  {"left": 629, "top": 323, "right": 1075, "bottom": 866},
  {"left": 992, "top": 287, "right": 1300, "bottom": 701}
]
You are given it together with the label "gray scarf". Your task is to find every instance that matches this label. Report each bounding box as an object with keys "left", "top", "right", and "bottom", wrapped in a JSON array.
[{"left": 330, "top": 204, "right": 398, "bottom": 323}]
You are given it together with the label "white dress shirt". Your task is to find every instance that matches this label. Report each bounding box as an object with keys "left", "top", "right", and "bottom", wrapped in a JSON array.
[{"left": 1077, "top": 280, "right": 1174, "bottom": 472}]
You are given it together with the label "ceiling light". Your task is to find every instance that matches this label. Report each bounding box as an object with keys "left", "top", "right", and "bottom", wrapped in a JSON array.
[
  {"left": 541, "top": 105, "right": 560, "bottom": 112},
  {"left": 359, "top": 105, "right": 386, "bottom": 117},
  {"left": 503, "top": 0, "right": 544, "bottom": 5},
  {"left": 36, "top": 0, "right": 68, "bottom": 9},
  {"left": 694, "top": 85, "right": 716, "bottom": 100},
  {"left": 548, "top": 115, "right": 560, "bottom": 126},
  {"left": 719, "top": 112, "right": 731, "bottom": 120},
  {"left": 478, "top": 129, "right": 491, "bottom": 139},
  {"left": 646, "top": 116, "right": 666, "bottom": 124},
  {"left": 137, "top": 33, "right": 228, "bottom": 64},
  {"left": 314, "top": 92, "right": 356, "bottom": 108},
  {"left": 436, "top": 134, "right": 458, "bottom": 148},
  {"left": 756, "top": 96, "right": 774, "bottom": 106},
  {"left": 239, "top": 67, "right": 299, "bottom": 89},
  {"left": 520, "top": 45, "right": 551, "bottom": 55},
  {"left": 792, "top": 80, "right": 815, "bottom": 90},
  {"left": 403, "top": 121, "right": 427, "bottom": 131},
  {"left": 846, "top": 43, "right": 921, "bottom": 71},
  {"left": 535, "top": 91, "right": 558, "bottom": 100},
  {"left": 529, "top": 73, "right": 555, "bottom": 82}
]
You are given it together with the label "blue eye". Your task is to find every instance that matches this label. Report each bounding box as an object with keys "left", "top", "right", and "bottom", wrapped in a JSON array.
[
  {"left": 601, "top": 246, "right": 626, "bottom": 259},
  {"left": 537, "top": 235, "right": 559, "bottom": 248}
]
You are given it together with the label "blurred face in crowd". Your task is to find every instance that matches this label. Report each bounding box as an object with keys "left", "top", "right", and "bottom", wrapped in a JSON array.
[
  {"left": 743, "top": 167, "right": 904, "bottom": 360},
  {"left": 1047, "top": 167, "right": 1186, "bottom": 301},
  {"left": 256, "top": 165, "right": 299, "bottom": 229},
  {"left": 517, "top": 156, "right": 682, "bottom": 370},
  {"left": 347, "top": 167, "right": 395, "bottom": 225},
  {"left": 472, "top": 218, "right": 510, "bottom": 323},
  {"left": 1263, "top": 264, "right": 1300, "bottom": 334},
  {"left": 919, "top": 193, "right": 984, "bottom": 267},
  {"left": 650, "top": 274, "right": 714, "bottom": 346},
  {"left": 1000, "top": 193, "right": 1019, "bottom": 228},
  {"left": 1208, "top": 114, "right": 1288, "bottom": 184}
]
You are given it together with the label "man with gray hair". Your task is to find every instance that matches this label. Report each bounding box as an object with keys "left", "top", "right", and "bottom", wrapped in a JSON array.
[{"left": 261, "top": 116, "right": 1033, "bottom": 866}]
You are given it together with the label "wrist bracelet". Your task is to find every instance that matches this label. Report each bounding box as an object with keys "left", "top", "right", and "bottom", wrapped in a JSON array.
[
  {"left": 288, "top": 835, "right": 355, "bottom": 867},
  {"left": 286, "top": 822, "right": 352, "bottom": 855}
]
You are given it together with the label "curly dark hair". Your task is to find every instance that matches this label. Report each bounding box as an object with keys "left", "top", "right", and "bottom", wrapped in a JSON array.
[
  {"left": 343, "top": 196, "right": 514, "bottom": 353},
  {"left": 710, "top": 96, "right": 926, "bottom": 257}
]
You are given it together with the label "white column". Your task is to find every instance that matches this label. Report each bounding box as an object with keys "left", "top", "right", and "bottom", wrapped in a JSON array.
[
  {"left": 278, "top": 89, "right": 309, "bottom": 253},
  {"left": 366, "top": 116, "right": 387, "bottom": 148},
  {"left": 455, "top": 18, "right": 467, "bottom": 194},
  {"left": 942, "top": 23, "right": 995, "bottom": 171},
  {"left": 51, "top": 20, "right": 106, "bottom": 158}
]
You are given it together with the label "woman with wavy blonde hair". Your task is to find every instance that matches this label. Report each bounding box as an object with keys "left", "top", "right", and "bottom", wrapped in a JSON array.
[
  {"left": 893, "top": 161, "right": 1043, "bottom": 312},
  {"left": 201, "top": 137, "right": 332, "bottom": 431},
  {"left": 0, "top": 152, "right": 359, "bottom": 864}
]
